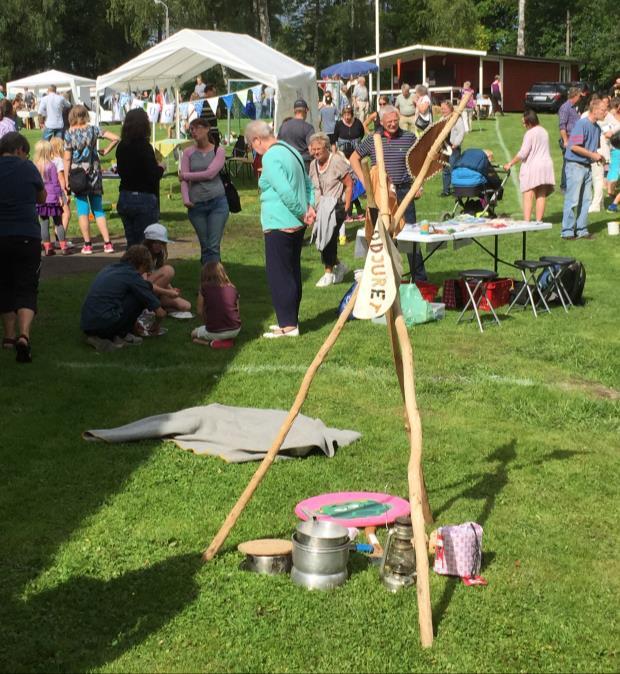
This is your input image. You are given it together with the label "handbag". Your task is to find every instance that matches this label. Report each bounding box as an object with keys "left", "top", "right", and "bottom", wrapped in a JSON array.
[
  {"left": 415, "top": 115, "right": 431, "bottom": 131},
  {"left": 433, "top": 522, "right": 487, "bottom": 585},
  {"left": 220, "top": 166, "right": 241, "bottom": 213}
]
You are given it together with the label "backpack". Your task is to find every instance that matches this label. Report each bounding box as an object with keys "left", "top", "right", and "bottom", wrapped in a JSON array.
[{"left": 539, "top": 261, "right": 586, "bottom": 305}]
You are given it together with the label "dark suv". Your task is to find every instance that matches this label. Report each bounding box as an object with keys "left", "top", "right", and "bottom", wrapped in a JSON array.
[{"left": 524, "top": 82, "right": 569, "bottom": 112}]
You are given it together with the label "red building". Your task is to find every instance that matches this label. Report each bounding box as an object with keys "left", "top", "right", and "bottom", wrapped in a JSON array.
[{"left": 362, "top": 45, "right": 580, "bottom": 111}]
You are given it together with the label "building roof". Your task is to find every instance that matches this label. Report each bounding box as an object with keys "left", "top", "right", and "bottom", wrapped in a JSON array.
[{"left": 360, "top": 43, "right": 579, "bottom": 69}]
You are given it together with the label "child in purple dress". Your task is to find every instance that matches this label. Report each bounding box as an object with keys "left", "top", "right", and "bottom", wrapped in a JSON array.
[{"left": 33, "top": 140, "right": 66, "bottom": 255}]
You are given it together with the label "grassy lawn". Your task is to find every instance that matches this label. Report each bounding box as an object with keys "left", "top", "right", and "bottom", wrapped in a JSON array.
[{"left": 1, "top": 114, "right": 618, "bottom": 673}]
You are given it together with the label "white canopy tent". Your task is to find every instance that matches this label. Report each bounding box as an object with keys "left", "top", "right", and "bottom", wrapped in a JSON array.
[
  {"left": 96, "top": 29, "right": 318, "bottom": 131},
  {"left": 6, "top": 69, "right": 95, "bottom": 105}
]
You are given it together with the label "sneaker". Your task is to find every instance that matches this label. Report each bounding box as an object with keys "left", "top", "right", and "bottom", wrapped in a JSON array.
[
  {"left": 354, "top": 214, "right": 366, "bottom": 221},
  {"left": 81, "top": 243, "right": 93, "bottom": 255},
  {"left": 65, "top": 240, "right": 75, "bottom": 249},
  {"left": 210, "top": 339, "right": 235, "bottom": 349},
  {"left": 86, "top": 335, "right": 123, "bottom": 352},
  {"left": 44, "top": 247, "right": 56, "bottom": 257},
  {"left": 168, "top": 311, "right": 194, "bottom": 320},
  {"left": 262, "top": 327, "right": 299, "bottom": 339},
  {"left": 123, "top": 333, "right": 143, "bottom": 345},
  {"left": 607, "top": 203, "right": 618, "bottom": 212},
  {"left": 103, "top": 242, "right": 114, "bottom": 254},
  {"left": 339, "top": 235, "right": 347, "bottom": 246},
  {"left": 316, "top": 272, "right": 335, "bottom": 287},
  {"left": 333, "top": 263, "right": 349, "bottom": 284},
  {"left": 578, "top": 233, "right": 596, "bottom": 240}
]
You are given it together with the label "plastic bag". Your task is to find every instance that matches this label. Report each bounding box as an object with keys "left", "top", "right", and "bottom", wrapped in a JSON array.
[
  {"left": 337, "top": 281, "right": 358, "bottom": 320},
  {"left": 399, "top": 283, "right": 435, "bottom": 326}
]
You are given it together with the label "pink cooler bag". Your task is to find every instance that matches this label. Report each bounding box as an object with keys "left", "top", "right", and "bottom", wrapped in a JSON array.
[{"left": 433, "top": 522, "right": 487, "bottom": 585}]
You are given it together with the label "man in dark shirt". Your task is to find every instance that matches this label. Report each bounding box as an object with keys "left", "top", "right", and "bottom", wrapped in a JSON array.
[
  {"left": 81, "top": 245, "right": 165, "bottom": 351},
  {"left": 349, "top": 106, "right": 427, "bottom": 281},
  {"left": 277, "top": 99, "right": 315, "bottom": 167}
]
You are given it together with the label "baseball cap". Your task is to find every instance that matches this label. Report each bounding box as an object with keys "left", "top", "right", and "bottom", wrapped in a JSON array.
[
  {"left": 143, "top": 223, "right": 169, "bottom": 243},
  {"left": 293, "top": 99, "right": 309, "bottom": 110}
]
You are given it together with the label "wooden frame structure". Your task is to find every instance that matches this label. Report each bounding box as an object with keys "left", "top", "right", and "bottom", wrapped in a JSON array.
[{"left": 203, "top": 95, "right": 470, "bottom": 648}]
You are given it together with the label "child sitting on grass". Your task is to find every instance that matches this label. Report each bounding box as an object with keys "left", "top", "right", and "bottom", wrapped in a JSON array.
[
  {"left": 33, "top": 140, "right": 66, "bottom": 255},
  {"left": 142, "top": 223, "right": 192, "bottom": 315},
  {"left": 191, "top": 261, "right": 241, "bottom": 348},
  {"left": 81, "top": 245, "right": 166, "bottom": 352}
]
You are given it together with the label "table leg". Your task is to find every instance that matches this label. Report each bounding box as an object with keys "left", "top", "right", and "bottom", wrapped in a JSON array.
[
  {"left": 494, "top": 235, "right": 498, "bottom": 273},
  {"left": 522, "top": 232, "right": 527, "bottom": 260}
]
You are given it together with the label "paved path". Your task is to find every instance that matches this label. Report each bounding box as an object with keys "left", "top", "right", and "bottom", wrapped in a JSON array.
[{"left": 40, "top": 236, "right": 199, "bottom": 280}]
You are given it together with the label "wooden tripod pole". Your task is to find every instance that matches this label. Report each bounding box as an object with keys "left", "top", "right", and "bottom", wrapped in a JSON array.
[
  {"left": 370, "top": 135, "right": 433, "bottom": 646},
  {"left": 391, "top": 297, "right": 434, "bottom": 648},
  {"left": 203, "top": 284, "right": 360, "bottom": 562},
  {"left": 393, "top": 92, "right": 472, "bottom": 229}
]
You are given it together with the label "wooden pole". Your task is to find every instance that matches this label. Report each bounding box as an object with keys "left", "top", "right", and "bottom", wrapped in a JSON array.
[
  {"left": 203, "top": 284, "right": 360, "bottom": 561},
  {"left": 391, "top": 297, "right": 434, "bottom": 648},
  {"left": 393, "top": 92, "right": 471, "bottom": 229}
]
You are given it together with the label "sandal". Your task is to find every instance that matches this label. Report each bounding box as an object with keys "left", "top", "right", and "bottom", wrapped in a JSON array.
[
  {"left": 2, "top": 337, "right": 16, "bottom": 350},
  {"left": 15, "top": 335, "right": 32, "bottom": 363}
]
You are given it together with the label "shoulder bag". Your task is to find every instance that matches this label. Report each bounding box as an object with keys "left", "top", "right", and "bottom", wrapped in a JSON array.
[{"left": 220, "top": 165, "right": 241, "bottom": 213}]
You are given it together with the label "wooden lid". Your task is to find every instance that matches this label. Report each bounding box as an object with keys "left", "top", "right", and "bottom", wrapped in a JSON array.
[{"left": 238, "top": 538, "right": 292, "bottom": 556}]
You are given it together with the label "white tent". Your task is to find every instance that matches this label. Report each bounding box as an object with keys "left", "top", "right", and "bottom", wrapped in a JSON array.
[
  {"left": 6, "top": 69, "right": 95, "bottom": 105},
  {"left": 95, "top": 29, "right": 318, "bottom": 130}
]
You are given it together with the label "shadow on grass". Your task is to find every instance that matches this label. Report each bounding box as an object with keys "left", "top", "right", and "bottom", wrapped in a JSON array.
[
  {"left": 1, "top": 553, "right": 200, "bottom": 672},
  {"left": 0, "top": 258, "right": 279, "bottom": 670},
  {"left": 431, "top": 440, "right": 581, "bottom": 634}
]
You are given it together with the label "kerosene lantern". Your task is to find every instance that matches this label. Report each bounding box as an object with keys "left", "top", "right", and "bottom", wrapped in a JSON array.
[{"left": 379, "top": 516, "right": 416, "bottom": 591}]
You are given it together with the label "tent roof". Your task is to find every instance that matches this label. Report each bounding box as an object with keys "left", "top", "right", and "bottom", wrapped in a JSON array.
[
  {"left": 96, "top": 29, "right": 315, "bottom": 91},
  {"left": 360, "top": 44, "right": 487, "bottom": 70},
  {"left": 7, "top": 69, "right": 95, "bottom": 90}
]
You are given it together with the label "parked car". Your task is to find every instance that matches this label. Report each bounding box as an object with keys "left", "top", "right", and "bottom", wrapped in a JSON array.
[{"left": 524, "top": 82, "right": 569, "bottom": 112}]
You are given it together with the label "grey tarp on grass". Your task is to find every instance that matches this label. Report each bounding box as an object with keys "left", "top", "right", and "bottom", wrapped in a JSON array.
[{"left": 83, "top": 403, "right": 361, "bottom": 463}]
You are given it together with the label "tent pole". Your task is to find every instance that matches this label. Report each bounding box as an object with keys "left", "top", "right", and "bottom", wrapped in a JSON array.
[
  {"left": 226, "top": 79, "right": 231, "bottom": 144},
  {"left": 175, "top": 84, "right": 180, "bottom": 139}
]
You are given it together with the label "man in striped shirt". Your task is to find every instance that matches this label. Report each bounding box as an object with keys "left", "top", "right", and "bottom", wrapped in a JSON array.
[{"left": 349, "top": 106, "right": 427, "bottom": 280}]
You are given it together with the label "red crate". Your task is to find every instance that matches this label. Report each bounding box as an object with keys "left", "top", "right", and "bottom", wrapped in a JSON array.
[
  {"left": 414, "top": 281, "right": 439, "bottom": 302},
  {"left": 479, "top": 278, "right": 513, "bottom": 311},
  {"left": 442, "top": 278, "right": 464, "bottom": 309}
]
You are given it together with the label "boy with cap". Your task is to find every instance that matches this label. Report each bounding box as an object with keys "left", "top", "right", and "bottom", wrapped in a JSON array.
[{"left": 277, "top": 99, "right": 315, "bottom": 168}]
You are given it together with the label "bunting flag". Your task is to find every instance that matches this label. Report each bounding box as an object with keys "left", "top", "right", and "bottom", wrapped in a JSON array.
[
  {"left": 234, "top": 88, "right": 250, "bottom": 104},
  {"left": 251, "top": 84, "right": 263, "bottom": 102},
  {"left": 220, "top": 93, "right": 236, "bottom": 111},
  {"left": 193, "top": 99, "right": 204, "bottom": 116},
  {"left": 207, "top": 96, "right": 219, "bottom": 114}
]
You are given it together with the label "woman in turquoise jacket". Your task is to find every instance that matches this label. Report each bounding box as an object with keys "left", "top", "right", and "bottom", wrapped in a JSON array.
[{"left": 245, "top": 120, "right": 315, "bottom": 338}]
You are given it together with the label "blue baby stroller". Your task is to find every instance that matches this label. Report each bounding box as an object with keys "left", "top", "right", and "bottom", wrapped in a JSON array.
[{"left": 443, "top": 148, "right": 510, "bottom": 220}]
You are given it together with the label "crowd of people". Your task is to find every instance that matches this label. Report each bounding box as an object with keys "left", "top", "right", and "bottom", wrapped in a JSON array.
[{"left": 1, "top": 72, "right": 619, "bottom": 362}]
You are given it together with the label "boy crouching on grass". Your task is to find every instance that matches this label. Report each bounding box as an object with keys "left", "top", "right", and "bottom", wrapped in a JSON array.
[{"left": 80, "top": 245, "right": 166, "bottom": 352}]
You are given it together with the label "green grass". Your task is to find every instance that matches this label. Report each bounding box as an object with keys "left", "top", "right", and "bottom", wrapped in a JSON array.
[{"left": 1, "top": 115, "right": 619, "bottom": 673}]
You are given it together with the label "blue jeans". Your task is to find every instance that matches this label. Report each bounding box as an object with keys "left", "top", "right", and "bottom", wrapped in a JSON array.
[
  {"left": 561, "top": 162, "right": 592, "bottom": 238},
  {"left": 42, "top": 127, "right": 64, "bottom": 140},
  {"left": 395, "top": 183, "right": 427, "bottom": 281},
  {"left": 442, "top": 147, "right": 461, "bottom": 194},
  {"left": 188, "top": 195, "right": 229, "bottom": 264},
  {"left": 117, "top": 191, "right": 159, "bottom": 248}
]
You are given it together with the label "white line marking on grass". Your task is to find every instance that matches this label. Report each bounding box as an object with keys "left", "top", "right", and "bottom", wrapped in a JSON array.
[
  {"left": 56, "top": 361, "right": 553, "bottom": 390},
  {"left": 495, "top": 117, "right": 520, "bottom": 193}
]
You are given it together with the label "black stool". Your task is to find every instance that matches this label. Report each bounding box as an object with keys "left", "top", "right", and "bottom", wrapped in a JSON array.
[
  {"left": 507, "top": 260, "right": 551, "bottom": 318},
  {"left": 539, "top": 256, "right": 576, "bottom": 313},
  {"left": 457, "top": 269, "right": 501, "bottom": 332}
]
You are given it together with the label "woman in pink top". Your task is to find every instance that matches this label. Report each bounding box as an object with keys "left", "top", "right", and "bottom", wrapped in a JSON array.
[
  {"left": 504, "top": 109, "right": 555, "bottom": 222},
  {"left": 179, "top": 118, "right": 229, "bottom": 264}
]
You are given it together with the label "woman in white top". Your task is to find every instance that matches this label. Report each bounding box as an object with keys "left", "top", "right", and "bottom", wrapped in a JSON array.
[
  {"left": 413, "top": 85, "right": 432, "bottom": 136},
  {"left": 308, "top": 132, "right": 352, "bottom": 287}
]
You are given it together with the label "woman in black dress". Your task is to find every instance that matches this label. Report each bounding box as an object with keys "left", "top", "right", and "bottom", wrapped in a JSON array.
[{"left": 332, "top": 104, "right": 365, "bottom": 222}]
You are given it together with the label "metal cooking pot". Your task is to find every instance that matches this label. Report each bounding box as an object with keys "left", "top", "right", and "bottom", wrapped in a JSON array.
[
  {"left": 240, "top": 552, "right": 292, "bottom": 575},
  {"left": 292, "top": 536, "right": 350, "bottom": 576},
  {"left": 295, "top": 519, "right": 350, "bottom": 549}
]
